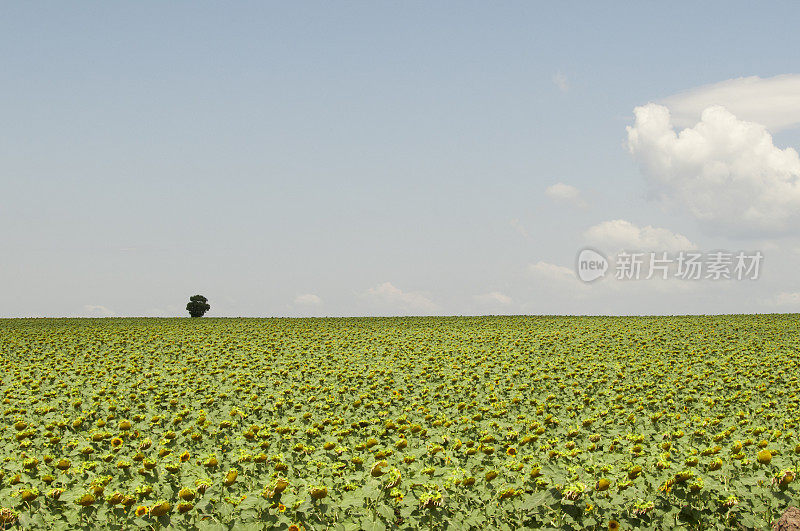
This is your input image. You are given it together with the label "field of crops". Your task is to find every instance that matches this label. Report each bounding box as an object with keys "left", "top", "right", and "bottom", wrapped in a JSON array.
[{"left": 0, "top": 316, "right": 799, "bottom": 530}]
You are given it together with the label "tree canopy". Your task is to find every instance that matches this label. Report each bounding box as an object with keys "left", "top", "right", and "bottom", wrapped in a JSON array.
[{"left": 186, "top": 295, "right": 210, "bottom": 318}]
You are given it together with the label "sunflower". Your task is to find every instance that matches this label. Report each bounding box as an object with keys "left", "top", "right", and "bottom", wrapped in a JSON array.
[
  {"left": 778, "top": 469, "right": 795, "bottom": 487},
  {"left": 224, "top": 469, "right": 238, "bottom": 486},
  {"left": 150, "top": 501, "right": 171, "bottom": 517},
  {"left": 498, "top": 487, "right": 516, "bottom": 500},
  {"left": 0, "top": 508, "right": 18, "bottom": 526},
  {"left": 609, "top": 520, "right": 620, "bottom": 531},
  {"left": 20, "top": 489, "right": 39, "bottom": 502},
  {"left": 757, "top": 449, "right": 772, "bottom": 464},
  {"left": 272, "top": 478, "right": 289, "bottom": 495},
  {"left": 121, "top": 495, "right": 136, "bottom": 507},
  {"left": 135, "top": 505, "right": 149, "bottom": 517},
  {"left": 177, "top": 502, "right": 194, "bottom": 514},
  {"left": 136, "top": 484, "right": 154, "bottom": 498},
  {"left": 419, "top": 489, "right": 443, "bottom": 509},
  {"left": 77, "top": 493, "right": 96, "bottom": 507},
  {"left": 370, "top": 461, "right": 388, "bottom": 477},
  {"left": 309, "top": 486, "right": 328, "bottom": 500},
  {"left": 384, "top": 468, "right": 402, "bottom": 489}
]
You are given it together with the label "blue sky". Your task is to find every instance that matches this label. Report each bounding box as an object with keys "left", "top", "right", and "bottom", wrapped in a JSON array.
[{"left": 3, "top": 2, "right": 800, "bottom": 317}]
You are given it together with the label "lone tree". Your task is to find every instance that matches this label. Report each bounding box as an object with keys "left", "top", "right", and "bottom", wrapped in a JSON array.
[{"left": 186, "top": 295, "right": 210, "bottom": 318}]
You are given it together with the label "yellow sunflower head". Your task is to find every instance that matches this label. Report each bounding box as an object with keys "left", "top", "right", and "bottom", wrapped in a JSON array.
[{"left": 757, "top": 449, "right": 772, "bottom": 465}]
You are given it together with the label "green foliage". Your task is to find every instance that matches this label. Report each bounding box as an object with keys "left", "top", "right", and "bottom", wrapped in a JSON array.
[
  {"left": 0, "top": 315, "right": 798, "bottom": 529},
  {"left": 186, "top": 295, "right": 210, "bottom": 318}
]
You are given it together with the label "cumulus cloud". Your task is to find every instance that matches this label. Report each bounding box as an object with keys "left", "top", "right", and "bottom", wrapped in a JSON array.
[
  {"left": 584, "top": 219, "right": 696, "bottom": 252},
  {"left": 510, "top": 218, "right": 529, "bottom": 238},
  {"left": 143, "top": 307, "right": 176, "bottom": 317},
  {"left": 294, "top": 293, "right": 322, "bottom": 306},
  {"left": 766, "top": 291, "right": 800, "bottom": 306},
  {"left": 526, "top": 261, "right": 590, "bottom": 303},
  {"left": 552, "top": 71, "right": 569, "bottom": 92},
  {"left": 475, "top": 291, "right": 513, "bottom": 305},
  {"left": 662, "top": 74, "right": 800, "bottom": 132},
  {"left": 545, "top": 183, "right": 585, "bottom": 207},
  {"left": 79, "top": 305, "right": 116, "bottom": 317},
  {"left": 364, "top": 282, "right": 438, "bottom": 314},
  {"left": 528, "top": 261, "right": 575, "bottom": 281},
  {"left": 626, "top": 103, "right": 800, "bottom": 235}
]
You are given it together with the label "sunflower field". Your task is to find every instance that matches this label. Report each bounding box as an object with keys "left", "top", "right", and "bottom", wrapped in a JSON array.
[{"left": 0, "top": 315, "right": 799, "bottom": 530}]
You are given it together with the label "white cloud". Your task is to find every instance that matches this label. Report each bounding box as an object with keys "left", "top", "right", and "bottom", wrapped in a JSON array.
[
  {"left": 545, "top": 182, "right": 585, "bottom": 207},
  {"left": 526, "top": 261, "right": 590, "bottom": 306},
  {"left": 552, "top": 71, "right": 569, "bottom": 93},
  {"left": 584, "top": 219, "right": 696, "bottom": 252},
  {"left": 140, "top": 305, "right": 180, "bottom": 317},
  {"left": 661, "top": 74, "right": 800, "bottom": 132},
  {"left": 519, "top": 258, "right": 750, "bottom": 315},
  {"left": 364, "top": 282, "right": 438, "bottom": 314},
  {"left": 79, "top": 305, "right": 116, "bottom": 317},
  {"left": 475, "top": 291, "right": 513, "bottom": 305},
  {"left": 294, "top": 293, "right": 322, "bottom": 306},
  {"left": 626, "top": 103, "right": 800, "bottom": 235},
  {"left": 510, "top": 218, "right": 529, "bottom": 238},
  {"left": 766, "top": 291, "right": 800, "bottom": 306},
  {"left": 528, "top": 261, "right": 575, "bottom": 282}
]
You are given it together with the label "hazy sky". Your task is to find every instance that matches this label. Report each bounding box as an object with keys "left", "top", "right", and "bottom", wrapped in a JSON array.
[{"left": 3, "top": 2, "right": 800, "bottom": 317}]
